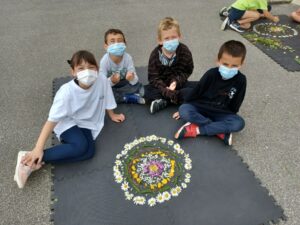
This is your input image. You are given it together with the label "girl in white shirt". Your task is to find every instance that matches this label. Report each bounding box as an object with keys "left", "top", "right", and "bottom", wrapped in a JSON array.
[{"left": 14, "top": 50, "right": 125, "bottom": 188}]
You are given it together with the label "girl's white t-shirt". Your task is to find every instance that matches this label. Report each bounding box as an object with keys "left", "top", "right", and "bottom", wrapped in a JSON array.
[{"left": 48, "top": 74, "right": 116, "bottom": 140}]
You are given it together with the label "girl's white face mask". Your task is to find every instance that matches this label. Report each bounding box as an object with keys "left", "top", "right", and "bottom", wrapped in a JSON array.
[{"left": 77, "top": 69, "right": 98, "bottom": 86}]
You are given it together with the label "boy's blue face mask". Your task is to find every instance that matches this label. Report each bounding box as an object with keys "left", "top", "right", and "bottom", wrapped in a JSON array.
[
  {"left": 219, "top": 65, "right": 238, "bottom": 80},
  {"left": 163, "top": 39, "right": 179, "bottom": 52},
  {"left": 107, "top": 42, "right": 126, "bottom": 56}
]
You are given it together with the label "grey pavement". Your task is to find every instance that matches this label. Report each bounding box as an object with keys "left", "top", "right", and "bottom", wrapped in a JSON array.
[{"left": 0, "top": 0, "right": 299, "bottom": 224}]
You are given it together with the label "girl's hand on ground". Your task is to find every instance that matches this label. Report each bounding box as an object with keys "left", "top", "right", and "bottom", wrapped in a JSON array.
[
  {"left": 21, "top": 149, "right": 44, "bottom": 168},
  {"left": 172, "top": 111, "right": 180, "bottom": 120},
  {"left": 111, "top": 73, "right": 120, "bottom": 84},
  {"left": 125, "top": 72, "right": 134, "bottom": 81},
  {"left": 110, "top": 113, "right": 125, "bottom": 123}
]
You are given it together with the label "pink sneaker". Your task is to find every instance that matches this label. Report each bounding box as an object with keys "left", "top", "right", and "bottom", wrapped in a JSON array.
[{"left": 14, "top": 151, "right": 32, "bottom": 188}]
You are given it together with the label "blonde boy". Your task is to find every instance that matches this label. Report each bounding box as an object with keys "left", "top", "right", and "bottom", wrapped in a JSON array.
[{"left": 145, "top": 17, "right": 194, "bottom": 114}]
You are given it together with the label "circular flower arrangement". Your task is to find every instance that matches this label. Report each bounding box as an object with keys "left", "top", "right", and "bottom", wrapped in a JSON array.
[
  {"left": 253, "top": 23, "right": 298, "bottom": 38},
  {"left": 113, "top": 135, "right": 192, "bottom": 207}
]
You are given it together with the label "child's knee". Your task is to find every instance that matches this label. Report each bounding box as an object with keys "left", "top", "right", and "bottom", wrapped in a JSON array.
[
  {"left": 72, "top": 138, "right": 89, "bottom": 157},
  {"left": 254, "top": 12, "right": 261, "bottom": 20},
  {"left": 232, "top": 117, "right": 245, "bottom": 132},
  {"left": 179, "top": 104, "right": 192, "bottom": 118}
]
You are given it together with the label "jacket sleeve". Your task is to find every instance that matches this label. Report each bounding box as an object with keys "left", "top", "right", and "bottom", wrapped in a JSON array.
[
  {"left": 170, "top": 45, "right": 194, "bottom": 88},
  {"left": 148, "top": 48, "right": 167, "bottom": 91},
  {"left": 185, "top": 69, "right": 212, "bottom": 102},
  {"left": 229, "top": 75, "right": 247, "bottom": 113}
]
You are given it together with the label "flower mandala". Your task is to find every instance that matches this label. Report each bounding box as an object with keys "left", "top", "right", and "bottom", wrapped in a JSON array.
[
  {"left": 113, "top": 135, "right": 192, "bottom": 206},
  {"left": 253, "top": 23, "right": 298, "bottom": 38}
]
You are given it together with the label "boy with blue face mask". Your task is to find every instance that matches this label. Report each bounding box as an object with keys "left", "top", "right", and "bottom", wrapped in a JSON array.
[
  {"left": 144, "top": 17, "right": 194, "bottom": 114},
  {"left": 173, "top": 40, "right": 247, "bottom": 146},
  {"left": 99, "top": 29, "right": 145, "bottom": 104}
]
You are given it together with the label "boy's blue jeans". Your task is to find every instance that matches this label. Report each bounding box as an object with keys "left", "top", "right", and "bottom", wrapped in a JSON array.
[
  {"left": 179, "top": 103, "right": 245, "bottom": 136},
  {"left": 43, "top": 126, "right": 95, "bottom": 164}
]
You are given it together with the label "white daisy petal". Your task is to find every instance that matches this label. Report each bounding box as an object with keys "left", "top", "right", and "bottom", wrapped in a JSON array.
[
  {"left": 175, "top": 186, "right": 182, "bottom": 194},
  {"left": 156, "top": 193, "right": 165, "bottom": 203},
  {"left": 184, "top": 178, "right": 190, "bottom": 183},
  {"left": 115, "top": 175, "right": 123, "bottom": 183},
  {"left": 121, "top": 182, "right": 129, "bottom": 191},
  {"left": 168, "top": 140, "right": 174, "bottom": 146},
  {"left": 162, "top": 191, "right": 171, "bottom": 201},
  {"left": 148, "top": 197, "right": 157, "bottom": 207},
  {"left": 181, "top": 183, "right": 187, "bottom": 189},
  {"left": 171, "top": 188, "right": 179, "bottom": 197}
]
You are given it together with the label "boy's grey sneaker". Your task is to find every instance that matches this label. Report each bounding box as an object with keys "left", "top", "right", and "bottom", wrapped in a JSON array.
[
  {"left": 220, "top": 17, "right": 229, "bottom": 31},
  {"left": 123, "top": 94, "right": 145, "bottom": 104},
  {"left": 150, "top": 99, "right": 168, "bottom": 114},
  {"left": 229, "top": 21, "right": 245, "bottom": 33},
  {"left": 219, "top": 7, "right": 229, "bottom": 17}
]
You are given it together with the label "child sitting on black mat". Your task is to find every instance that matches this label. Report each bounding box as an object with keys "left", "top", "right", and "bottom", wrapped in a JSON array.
[
  {"left": 99, "top": 29, "right": 145, "bottom": 104},
  {"left": 14, "top": 50, "right": 125, "bottom": 188},
  {"left": 173, "top": 40, "right": 247, "bottom": 146},
  {"left": 144, "top": 17, "right": 194, "bottom": 114}
]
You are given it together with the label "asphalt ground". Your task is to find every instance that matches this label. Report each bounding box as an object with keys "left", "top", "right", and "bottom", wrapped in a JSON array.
[{"left": 0, "top": 0, "right": 299, "bottom": 224}]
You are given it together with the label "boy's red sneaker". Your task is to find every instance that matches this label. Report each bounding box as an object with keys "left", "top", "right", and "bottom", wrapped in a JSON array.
[
  {"left": 216, "top": 133, "right": 233, "bottom": 146},
  {"left": 175, "top": 122, "right": 199, "bottom": 139}
]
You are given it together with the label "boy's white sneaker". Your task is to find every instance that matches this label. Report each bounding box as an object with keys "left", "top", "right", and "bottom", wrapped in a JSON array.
[
  {"left": 14, "top": 151, "right": 32, "bottom": 188},
  {"left": 220, "top": 17, "right": 229, "bottom": 31}
]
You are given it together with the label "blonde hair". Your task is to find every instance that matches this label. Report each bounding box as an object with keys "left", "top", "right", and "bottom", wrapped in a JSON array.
[{"left": 157, "top": 17, "right": 181, "bottom": 40}]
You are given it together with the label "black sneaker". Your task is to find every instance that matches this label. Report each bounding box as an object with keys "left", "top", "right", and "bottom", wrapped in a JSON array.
[
  {"left": 219, "top": 7, "right": 229, "bottom": 17},
  {"left": 216, "top": 133, "right": 233, "bottom": 146},
  {"left": 150, "top": 99, "right": 168, "bottom": 114},
  {"left": 220, "top": 17, "right": 229, "bottom": 31},
  {"left": 229, "top": 21, "right": 245, "bottom": 33}
]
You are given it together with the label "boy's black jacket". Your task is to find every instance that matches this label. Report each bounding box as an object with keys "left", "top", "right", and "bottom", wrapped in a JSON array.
[{"left": 185, "top": 67, "right": 247, "bottom": 114}]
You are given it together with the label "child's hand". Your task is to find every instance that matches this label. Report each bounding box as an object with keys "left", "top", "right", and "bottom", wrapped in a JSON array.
[
  {"left": 111, "top": 73, "right": 120, "bottom": 84},
  {"left": 21, "top": 149, "right": 44, "bottom": 168},
  {"left": 167, "top": 81, "right": 177, "bottom": 91},
  {"left": 126, "top": 71, "right": 134, "bottom": 81},
  {"left": 110, "top": 113, "right": 125, "bottom": 123},
  {"left": 172, "top": 111, "right": 180, "bottom": 120},
  {"left": 272, "top": 16, "right": 279, "bottom": 23}
]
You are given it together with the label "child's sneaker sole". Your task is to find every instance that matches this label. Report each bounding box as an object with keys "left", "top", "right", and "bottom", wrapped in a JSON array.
[
  {"left": 220, "top": 17, "right": 229, "bottom": 31},
  {"left": 14, "top": 151, "right": 29, "bottom": 188},
  {"left": 227, "top": 133, "right": 233, "bottom": 146},
  {"left": 175, "top": 122, "right": 191, "bottom": 139},
  {"left": 219, "top": 7, "right": 229, "bottom": 17},
  {"left": 229, "top": 23, "right": 245, "bottom": 33}
]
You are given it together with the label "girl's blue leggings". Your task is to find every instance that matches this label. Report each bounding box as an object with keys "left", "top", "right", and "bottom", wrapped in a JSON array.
[{"left": 43, "top": 126, "right": 95, "bottom": 164}]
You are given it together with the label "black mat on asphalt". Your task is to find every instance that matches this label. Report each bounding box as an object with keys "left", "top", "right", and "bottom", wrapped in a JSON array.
[
  {"left": 241, "top": 15, "right": 300, "bottom": 72},
  {"left": 51, "top": 76, "right": 284, "bottom": 225}
]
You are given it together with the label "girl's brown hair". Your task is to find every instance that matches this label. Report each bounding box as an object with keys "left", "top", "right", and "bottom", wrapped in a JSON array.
[{"left": 67, "top": 50, "right": 98, "bottom": 70}]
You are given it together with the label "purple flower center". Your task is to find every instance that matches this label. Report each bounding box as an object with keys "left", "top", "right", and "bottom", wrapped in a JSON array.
[{"left": 143, "top": 161, "right": 164, "bottom": 177}]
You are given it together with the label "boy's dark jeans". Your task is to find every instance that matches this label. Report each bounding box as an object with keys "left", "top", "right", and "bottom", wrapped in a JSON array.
[{"left": 179, "top": 103, "right": 245, "bottom": 135}]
